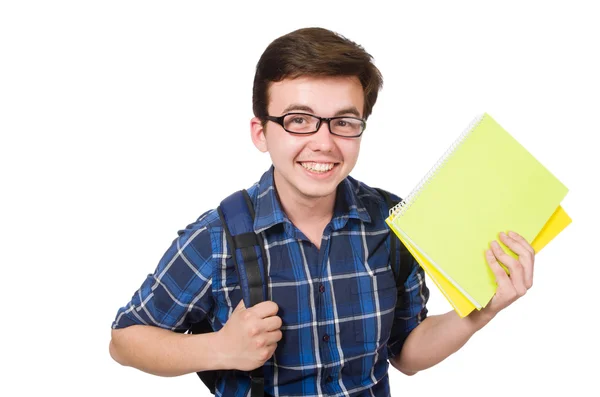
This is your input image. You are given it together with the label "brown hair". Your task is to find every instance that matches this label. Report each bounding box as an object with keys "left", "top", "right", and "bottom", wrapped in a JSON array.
[{"left": 252, "top": 27, "right": 383, "bottom": 122}]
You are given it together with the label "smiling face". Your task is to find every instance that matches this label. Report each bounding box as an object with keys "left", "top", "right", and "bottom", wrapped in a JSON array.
[{"left": 251, "top": 75, "right": 365, "bottom": 203}]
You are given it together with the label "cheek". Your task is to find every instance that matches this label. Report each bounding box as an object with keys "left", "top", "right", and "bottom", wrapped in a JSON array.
[
  {"left": 268, "top": 135, "right": 304, "bottom": 159},
  {"left": 340, "top": 141, "right": 361, "bottom": 163}
]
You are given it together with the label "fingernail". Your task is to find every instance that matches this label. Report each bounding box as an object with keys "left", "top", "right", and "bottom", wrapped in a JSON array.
[
  {"left": 491, "top": 241, "right": 499, "bottom": 248},
  {"left": 499, "top": 232, "right": 506, "bottom": 238},
  {"left": 508, "top": 231, "right": 517, "bottom": 238}
]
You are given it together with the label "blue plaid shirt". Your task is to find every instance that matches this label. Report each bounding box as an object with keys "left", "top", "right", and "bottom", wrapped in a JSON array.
[{"left": 112, "top": 166, "right": 429, "bottom": 397}]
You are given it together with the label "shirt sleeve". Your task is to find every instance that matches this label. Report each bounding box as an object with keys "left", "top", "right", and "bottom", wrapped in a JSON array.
[
  {"left": 111, "top": 215, "right": 216, "bottom": 332},
  {"left": 386, "top": 254, "right": 429, "bottom": 358}
]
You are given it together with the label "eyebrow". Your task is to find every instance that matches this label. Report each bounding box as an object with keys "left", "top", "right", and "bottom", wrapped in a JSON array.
[{"left": 281, "top": 104, "right": 362, "bottom": 118}]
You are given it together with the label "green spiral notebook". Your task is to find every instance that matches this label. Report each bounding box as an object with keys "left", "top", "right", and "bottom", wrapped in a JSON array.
[{"left": 386, "top": 113, "right": 569, "bottom": 311}]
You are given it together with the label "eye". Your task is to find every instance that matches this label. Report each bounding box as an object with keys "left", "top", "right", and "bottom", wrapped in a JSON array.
[
  {"left": 291, "top": 117, "right": 306, "bottom": 124},
  {"left": 334, "top": 118, "right": 357, "bottom": 128}
]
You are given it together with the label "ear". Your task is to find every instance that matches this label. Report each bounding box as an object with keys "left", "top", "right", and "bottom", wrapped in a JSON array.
[{"left": 250, "top": 117, "right": 268, "bottom": 153}]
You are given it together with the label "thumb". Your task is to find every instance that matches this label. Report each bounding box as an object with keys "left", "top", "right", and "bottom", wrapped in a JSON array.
[{"left": 233, "top": 299, "right": 246, "bottom": 313}]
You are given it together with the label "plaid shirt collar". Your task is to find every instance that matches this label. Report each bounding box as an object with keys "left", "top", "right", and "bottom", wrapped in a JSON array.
[{"left": 253, "top": 166, "right": 371, "bottom": 234}]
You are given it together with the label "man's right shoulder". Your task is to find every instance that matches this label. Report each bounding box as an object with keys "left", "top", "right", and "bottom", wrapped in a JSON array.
[
  {"left": 178, "top": 208, "right": 222, "bottom": 236},
  {"left": 175, "top": 183, "right": 261, "bottom": 240}
]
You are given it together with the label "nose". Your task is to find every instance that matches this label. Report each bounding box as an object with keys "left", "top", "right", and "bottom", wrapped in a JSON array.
[{"left": 308, "top": 120, "right": 335, "bottom": 152}]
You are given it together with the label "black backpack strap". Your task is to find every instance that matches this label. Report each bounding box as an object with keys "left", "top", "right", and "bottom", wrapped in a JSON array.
[
  {"left": 218, "top": 189, "right": 269, "bottom": 306},
  {"left": 374, "top": 188, "right": 411, "bottom": 290},
  {"left": 217, "top": 189, "right": 267, "bottom": 397},
  {"left": 190, "top": 189, "right": 267, "bottom": 396}
]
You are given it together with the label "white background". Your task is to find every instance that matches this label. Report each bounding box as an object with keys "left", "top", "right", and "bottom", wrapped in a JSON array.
[{"left": 1, "top": 1, "right": 598, "bottom": 396}]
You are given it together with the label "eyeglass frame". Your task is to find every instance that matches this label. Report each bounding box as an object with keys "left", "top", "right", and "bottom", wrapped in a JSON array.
[{"left": 265, "top": 112, "right": 367, "bottom": 138}]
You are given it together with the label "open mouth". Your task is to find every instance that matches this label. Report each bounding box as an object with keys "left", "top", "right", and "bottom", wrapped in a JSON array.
[{"left": 298, "top": 161, "right": 339, "bottom": 174}]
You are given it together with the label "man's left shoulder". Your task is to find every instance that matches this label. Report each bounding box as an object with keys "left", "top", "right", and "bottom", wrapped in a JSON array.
[{"left": 346, "top": 175, "right": 402, "bottom": 206}]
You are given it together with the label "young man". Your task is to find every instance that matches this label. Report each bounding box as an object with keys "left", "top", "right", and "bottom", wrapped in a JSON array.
[{"left": 110, "top": 27, "right": 535, "bottom": 396}]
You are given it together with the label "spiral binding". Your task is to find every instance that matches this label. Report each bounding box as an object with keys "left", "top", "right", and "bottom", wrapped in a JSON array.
[{"left": 389, "top": 113, "right": 486, "bottom": 219}]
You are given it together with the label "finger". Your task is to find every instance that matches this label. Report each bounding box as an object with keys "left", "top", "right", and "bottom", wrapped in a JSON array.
[
  {"left": 249, "top": 300, "right": 280, "bottom": 319},
  {"left": 501, "top": 231, "right": 535, "bottom": 288},
  {"left": 486, "top": 249, "right": 519, "bottom": 309},
  {"left": 490, "top": 240, "right": 521, "bottom": 276},
  {"left": 485, "top": 248, "right": 511, "bottom": 288},
  {"left": 262, "top": 315, "right": 283, "bottom": 332},
  {"left": 265, "top": 343, "right": 278, "bottom": 360},
  {"left": 499, "top": 232, "right": 531, "bottom": 258},
  {"left": 265, "top": 329, "right": 283, "bottom": 346},
  {"left": 491, "top": 241, "right": 527, "bottom": 297},
  {"left": 508, "top": 231, "right": 535, "bottom": 256}
]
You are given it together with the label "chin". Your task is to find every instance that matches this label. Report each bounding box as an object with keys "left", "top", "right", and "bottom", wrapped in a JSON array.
[{"left": 295, "top": 181, "right": 340, "bottom": 199}]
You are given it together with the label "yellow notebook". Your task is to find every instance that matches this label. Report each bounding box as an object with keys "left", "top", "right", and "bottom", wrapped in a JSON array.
[
  {"left": 397, "top": 205, "right": 571, "bottom": 317},
  {"left": 386, "top": 113, "right": 569, "bottom": 312},
  {"left": 531, "top": 205, "right": 572, "bottom": 253}
]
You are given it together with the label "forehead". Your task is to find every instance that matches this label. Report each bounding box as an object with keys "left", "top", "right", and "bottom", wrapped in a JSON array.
[{"left": 267, "top": 75, "right": 365, "bottom": 117}]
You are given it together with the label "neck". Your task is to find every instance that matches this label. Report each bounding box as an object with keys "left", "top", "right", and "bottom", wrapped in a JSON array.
[
  {"left": 281, "top": 193, "right": 336, "bottom": 227},
  {"left": 274, "top": 176, "right": 336, "bottom": 228}
]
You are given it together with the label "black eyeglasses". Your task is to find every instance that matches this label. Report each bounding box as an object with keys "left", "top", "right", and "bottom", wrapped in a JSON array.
[{"left": 265, "top": 112, "right": 366, "bottom": 138}]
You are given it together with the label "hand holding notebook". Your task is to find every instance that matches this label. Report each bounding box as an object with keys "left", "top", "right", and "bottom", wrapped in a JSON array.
[
  {"left": 482, "top": 230, "right": 536, "bottom": 315},
  {"left": 385, "top": 113, "right": 570, "bottom": 317}
]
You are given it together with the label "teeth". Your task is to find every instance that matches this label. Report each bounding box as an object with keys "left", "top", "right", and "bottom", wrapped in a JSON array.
[{"left": 300, "top": 162, "right": 335, "bottom": 173}]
